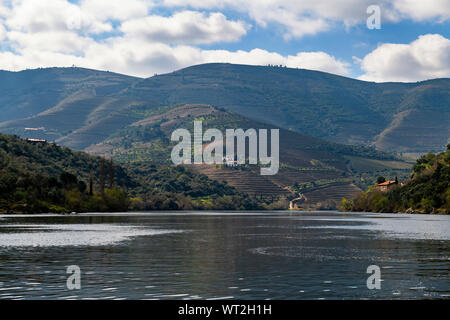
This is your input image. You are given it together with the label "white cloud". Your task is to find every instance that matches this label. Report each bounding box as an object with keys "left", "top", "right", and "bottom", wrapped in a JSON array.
[
  {"left": 80, "top": 0, "right": 153, "bottom": 22},
  {"left": 0, "top": 0, "right": 350, "bottom": 77},
  {"left": 121, "top": 11, "right": 249, "bottom": 44},
  {"left": 0, "top": 32, "right": 351, "bottom": 78},
  {"left": 284, "top": 52, "right": 350, "bottom": 75},
  {"left": 358, "top": 34, "right": 450, "bottom": 82},
  {"left": 0, "top": 22, "right": 5, "bottom": 41},
  {"left": 0, "top": 0, "right": 9, "bottom": 18},
  {"left": 106, "top": 45, "right": 350, "bottom": 77},
  {"left": 6, "top": 0, "right": 80, "bottom": 32},
  {"left": 199, "top": 49, "right": 350, "bottom": 76},
  {"left": 247, "top": 8, "right": 330, "bottom": 40},
  {"left": 393, "top": 0, "right": 450, "bottom": 21},
  {"left": 163, "top": 0, "right": 450, "bottom": 39},
  {"left": 0, "top": 0, "right": 448, "bottom": 81},
  {"left": 164, "top": 0, "right": 370, "bottom": 39},
  {"left": 5, "top": 0, "right": 112, "bottom": 34},
  {"left": 0, "top": 48, "right": 85, "bottom": 71},
  {"left": 2, "top": 0, "right": 153, "bottom": 35},
  {"left": 7, "top": 30, "right": 94, "bottom": 55}
]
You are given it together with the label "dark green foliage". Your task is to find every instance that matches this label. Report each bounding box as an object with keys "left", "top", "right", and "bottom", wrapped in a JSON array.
[
  {"left": 0, "top": 133, "right": 133, "bottom": 187},
  {"left": 0, "top": 134, "right": 130, "bottom": 213},
  {"left": 342, "top": 148, "right": 450, "bottom": 214},
  {"left": 376, "top": 176, "right": 386, "bottom": 184},
  {"left": 126, "top": 163, "right": 262, "bottom": 210},
  {"left": 0, "top": 133, "right": 262, "bottom": 213}
]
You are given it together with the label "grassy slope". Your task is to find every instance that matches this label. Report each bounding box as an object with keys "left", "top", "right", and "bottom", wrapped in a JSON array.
[
  {"left": 0, "top": 64, "right": 448, "bottom": 153},
  {"left": 0, "top": 68, "right": 142, "bottom": 144},
  {"left": 123, "top": 63, "right": 450, "bottom": 153}
]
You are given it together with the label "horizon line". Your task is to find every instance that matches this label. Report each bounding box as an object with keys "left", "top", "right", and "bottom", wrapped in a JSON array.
[{"left": 1, "top": 62, "right": 449, "bottom": 84}]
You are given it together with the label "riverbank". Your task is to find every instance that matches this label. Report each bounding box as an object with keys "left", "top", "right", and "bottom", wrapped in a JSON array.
[{"left": 340, "top": 146, "right": 450, "bottom": 214}]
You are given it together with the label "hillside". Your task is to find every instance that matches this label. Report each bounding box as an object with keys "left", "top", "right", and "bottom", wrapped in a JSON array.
[
  {"left": 0, "top": 67, "right": 139, "bottom": 122},
  {"left": 0, "top": 133, "right": 261, "bottom": 213},
  {"left": 0, "top": 133, "right": 133, "bottom": 213},
  {"left": 0, "top": 67, "right": 142, "bottom": 144},
  {"left": 341, "top": 145, "right": 450, "bottom": 214},
  {"left": 85, "top": 104, "right": 413, "bottom": 209},
  {"left": 122, "top": 64, "right": 450, "bottom": 153},
  {"left": 0, "top": 64, "right": 448, "bottom": 154}
]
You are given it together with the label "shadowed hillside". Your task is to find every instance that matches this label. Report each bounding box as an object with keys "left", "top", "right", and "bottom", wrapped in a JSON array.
[
  {"left": 0, "top": 67, "right": 142, "bottom": 143},
  {"left": 0, "top": 133, "right": 262, "bottom": 213},
  {"left": 1, "top": 65, "right": 437, "bottom": 209},
  {"left": 0, "top": 64, "right": 448, "bottom": 153},
  {"left": 85, "top": 104, "right": 413, "bottom": 209},
  {"left": 122, "top": 63, "right": 450, "bottom": 153}
]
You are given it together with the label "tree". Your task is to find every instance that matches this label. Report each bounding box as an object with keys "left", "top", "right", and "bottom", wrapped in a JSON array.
[
  {"left": 104, "top": 187, "right": 129, "bottom": 212},
  {"left": 108, "top": 158, "right": 115, "bottom": 188},
  {"left": 89, "top": 168, "right": 94, "bottom": 196},
  {"left": 60, "top": 172, "right": 77, "bottom": 187},
  {"left": 99, "top": 158, "right": 106, "bottom": 195},
  {"left": 66, "top": 189, "right": 83, "bottom": 212},
  {"left": 376, "top": 176, "right": 386, "bottom": 184}
]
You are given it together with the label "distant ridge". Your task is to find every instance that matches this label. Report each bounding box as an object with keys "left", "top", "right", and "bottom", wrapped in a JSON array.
[{"left": 0, "top": 63, "right": 448, "bottom": 154}]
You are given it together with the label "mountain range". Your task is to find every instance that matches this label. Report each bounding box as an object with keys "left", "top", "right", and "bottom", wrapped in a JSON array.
[
  {"left": 0, "top": 63, "right": 447, "bottom": 208},
  {"left": 0, "top": 63, "right": 448, "bottom": 154}
]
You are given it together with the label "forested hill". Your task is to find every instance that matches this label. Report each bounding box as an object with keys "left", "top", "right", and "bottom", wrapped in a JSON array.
[
  {"left": 0, "top": 134, "right": 261, "bottom": 213},
  {"left": 0, "top": 133, "right": 133, "bottom": 213},
  {"left": 341, "top": 145, "right": 450, "bottom": 214},
  {"left": 0, "top": 64, "right": 448, "bottom": 154}
]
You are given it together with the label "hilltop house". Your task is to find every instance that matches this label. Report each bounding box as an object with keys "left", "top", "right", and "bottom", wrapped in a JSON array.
[
  {"left": 375, "top": 179, "right": 398, "bottom": 192},
  {"left": 26, "top": 138, "right": 47, "bottom": 143}
]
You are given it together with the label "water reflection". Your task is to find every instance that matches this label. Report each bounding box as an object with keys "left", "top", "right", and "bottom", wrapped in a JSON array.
[{"left": 0, "top": 211, "right": 448, "bottom": 299}]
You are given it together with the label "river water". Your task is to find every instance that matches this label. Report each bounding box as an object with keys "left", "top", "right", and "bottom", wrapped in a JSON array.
[{"left": 0, "top": 211, "right": 448, "bottom": 300}]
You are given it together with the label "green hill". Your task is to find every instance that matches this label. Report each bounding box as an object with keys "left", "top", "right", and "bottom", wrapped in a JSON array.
[
  {"left": 0, "top": 64, "right": 446, "bottom": 210},
  {"left": 341, "top": 145, "right": 450, "bottom": 214},
  {"left": 0, "top": 67, "right": 139, "bottom": 123},
  {"left": 123, "top": 63, "right": 450, "bottom": 153},
  {"left": 85, "top": 104, "right": 413, "bottom": 209},
  {"left": 0, "top": 133, "right": 261, "bottom": 213},
  {"left": 0, "top": 133, "right": 133, "bottom": 213},
  {"left": 0, "top": 64, "right": 448, "bottom": 154}
]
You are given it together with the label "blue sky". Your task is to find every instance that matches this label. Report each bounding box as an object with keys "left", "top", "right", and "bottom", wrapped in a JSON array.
[
  {"left": 0, "top": 0, "right": 449, "bottom": 81},
  {"left": 204, "top": 17, "right": 450, "bottom": 79}
]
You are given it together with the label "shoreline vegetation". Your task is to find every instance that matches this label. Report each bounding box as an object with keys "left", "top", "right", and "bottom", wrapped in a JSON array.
[
  {"left": 0, "top": 133, "right": 270, "bottom": 214},
  {"left": 340, "top": 144, "right": 450, "bottom": 214},
  {"left": 1, "top": 133, "right": 448, "bottom": 215}
]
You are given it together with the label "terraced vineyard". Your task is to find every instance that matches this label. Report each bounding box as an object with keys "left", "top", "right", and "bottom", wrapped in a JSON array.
[
  {"left": 72, "top": 103, "right": 410, "bottom": 209},
  {"left": 187, "top": 164, "right": 292, "bottom": 197},
  {"left": 301, "top": 183, "right": 362, "bottom": 208},
  {"left": 271, "top": 168, "right": 344, "bottom": 186},
  {"left": 187, "top": 164, "right": 364, "bottom": 208}
]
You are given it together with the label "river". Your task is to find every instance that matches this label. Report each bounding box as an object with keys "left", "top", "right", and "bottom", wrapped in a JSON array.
[{"left": 0, "top": 211, "right": 448, "bottom": 300}]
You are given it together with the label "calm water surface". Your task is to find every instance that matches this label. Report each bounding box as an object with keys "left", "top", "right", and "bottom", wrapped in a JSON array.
[{"left": 0, "top": 211, "right": 449, "bottom": 300}]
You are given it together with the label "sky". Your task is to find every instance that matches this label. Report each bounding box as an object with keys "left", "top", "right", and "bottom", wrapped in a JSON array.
[{"left": 0, "top": 0, "right": 449, "bottom": 82}]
